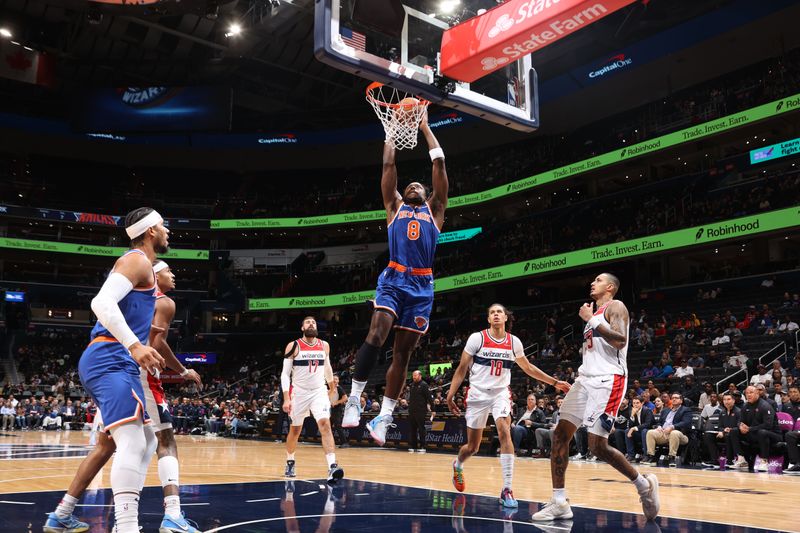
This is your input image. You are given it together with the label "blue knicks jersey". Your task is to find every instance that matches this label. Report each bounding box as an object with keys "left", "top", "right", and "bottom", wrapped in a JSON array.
[
  {"left": 90, "top": 249, "right": 157, "bottom": 345},
  {"left": 387, "top": 203, "right": 439, "bottom": 270}
]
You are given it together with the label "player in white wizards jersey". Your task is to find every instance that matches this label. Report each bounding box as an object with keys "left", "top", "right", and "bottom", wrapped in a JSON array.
[
  {"left": 447, "top": 304, "right": 570, "bottom": 508},
  {"left": 533, "top": 273, "right": 660, "bottom": 523},
  {"left": 281, "top": 316, "right": 344, "bottom": 484}
]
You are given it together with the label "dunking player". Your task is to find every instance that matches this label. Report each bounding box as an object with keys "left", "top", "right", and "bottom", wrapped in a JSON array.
[
  {"left": 532, "top": 273, "right": 660, "bottom": 522},
  {"left": 446, "top": 304, "right": 570, "bottom": 507},
  {"left": 282, "top": 316, "right": 344, "bottom": 484},
  {"left": 342, "top": 112, "right": 448, "bottom": 445},
  {"left": 44, "top": 208, "right": 167, "bottom": 533},
  {"left": 44, "top": 258, "right": 203, "bottom": 533}
]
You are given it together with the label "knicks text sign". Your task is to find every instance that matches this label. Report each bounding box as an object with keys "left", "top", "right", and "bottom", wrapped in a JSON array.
[{"left": 441, "top": 0, "right": 637, "bottom": 83}]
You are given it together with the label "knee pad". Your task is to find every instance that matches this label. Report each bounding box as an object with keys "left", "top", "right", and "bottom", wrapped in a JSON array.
[{"left": 110, "top": 423, "right": 148, "bottom": 494}]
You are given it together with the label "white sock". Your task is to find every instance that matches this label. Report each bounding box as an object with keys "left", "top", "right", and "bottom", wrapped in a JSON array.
[
  {"left": 113, "top": 492, "right": 140, "bottom": 533},
  {"left": 325, "top": 453, "right": 336, "bottom": 468},
  {"left": 163, "top": 495, "right": 181, "bottom": 519},
  {"left": 500, "top": 454, "right": 514, "bottom": 490},
  {"left": 553, "top": 488, "right": 567, "bottom": 505},
  {"left": 55, "top": 493, "right": 78, "bottom": 519},
  {"left": 350, "top": 380, "right": 367, "bottom": 398},
  {"left": 287, "top": 452, "right": 295, "bottom": 461},
  {"left": 454, "top": 458, "right": 464, "bottom": 469},
  {"left": 379, "top": 397, "right": 397, "bottom": 418},
  {"left": 633, "top": 474, "right": 650, "bottom": 493}
]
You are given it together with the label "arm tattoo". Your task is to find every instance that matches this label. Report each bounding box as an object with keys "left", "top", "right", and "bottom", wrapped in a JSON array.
[{"left": 595, "top": 303, "right": 628, "bottom": 349}]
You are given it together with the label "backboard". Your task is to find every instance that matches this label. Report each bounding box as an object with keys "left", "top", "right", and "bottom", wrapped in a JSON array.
[{"left": 314, "top": 0, "right": 539, "bottom": 132}]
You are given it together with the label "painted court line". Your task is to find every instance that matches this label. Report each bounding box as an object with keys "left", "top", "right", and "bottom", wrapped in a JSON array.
[{"left": 246, "top": 497, "right": 281, "bottom": 503}]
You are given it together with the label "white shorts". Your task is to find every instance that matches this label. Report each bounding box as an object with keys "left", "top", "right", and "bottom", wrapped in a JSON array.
[
  {"left": 140, "top": 368, "right": 172, "bottom": 433},
  {"left": 559, "top": 374, "right": 627, "bottom": 437},
  {"left": 290, "top": 386, "right": 331, "bottom": 426},
  {"left": 465, "top": 387, "right": 512, "bottom": 430}
]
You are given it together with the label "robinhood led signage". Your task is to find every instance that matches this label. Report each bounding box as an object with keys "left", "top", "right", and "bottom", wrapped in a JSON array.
[
  {"left": 214, "top": 92, "right": 800, "bottom": 230},
  {"left": 248, "top": 206, "right": 799, "bottom": 310},
  {"left": 0, "top": 237, "right": 208, "bottom": 260}
]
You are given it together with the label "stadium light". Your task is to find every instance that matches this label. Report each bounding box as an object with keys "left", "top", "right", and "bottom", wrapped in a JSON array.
[
  {"left": 0, "top": 28, "right": 12, "bottom": 38},
  {"left": 225, "top": 23, "right": 242, "bottom": 37},
  {"left": 439, "top": 0, "right": 460, "bottom": 14}
]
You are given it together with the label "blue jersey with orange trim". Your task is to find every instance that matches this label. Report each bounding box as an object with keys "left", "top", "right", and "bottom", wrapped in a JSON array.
[
  {"left": 387, "top": 203, "right": 439, "bottom": 270},
  {"left": 90, "top": 249, "right": 157, "bottom": 346}
]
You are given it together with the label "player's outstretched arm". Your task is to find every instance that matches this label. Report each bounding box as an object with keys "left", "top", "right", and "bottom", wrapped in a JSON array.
[
  {"left": 446, "top": 350, "right": 472, "bottom": 416},
  {"left": 381, "top": 141, "right": 402, "bottom": 221},
  {"left": 581, "top": 301, "right": 628, "bottom": 350},
  {"left": 420, "top": 112, "right": 448, "bottom": 223},
  {"left": 515, "top": 357, "right": 571, "bottom": 394},
  {"left": 323, "top": 341, "right": 334, "bottom": 389}
]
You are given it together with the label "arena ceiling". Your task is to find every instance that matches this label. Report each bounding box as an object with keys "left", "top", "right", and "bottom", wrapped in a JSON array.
[{"left": 0, "top": 0, "right": 735, "bottom": 131}]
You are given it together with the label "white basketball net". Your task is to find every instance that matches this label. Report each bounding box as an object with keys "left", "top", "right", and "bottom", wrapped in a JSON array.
[{"left": 366, "top": 83, "right": 430, "bottom": 150}]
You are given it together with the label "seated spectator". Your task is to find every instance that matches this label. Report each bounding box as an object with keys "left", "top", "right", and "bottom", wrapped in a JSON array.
[
  {"left": 681, "top": 376, "right": 703, "bottom": 407},
  {"left": 793, "top": 358, "right": 800, "bottom": 380},
  {"left": 686, "top": 353, "right": 705, "bottom": 369},
  {"left": 610, "top": 398, "right": 631, "bottom": 455},
  {"left": 705, "top": 349, "right": 722, "bottom": 368},
  {"left": 641, "top": 361, "right": 658, "bottom": 379},
  {"left": 781, "top": 292, "right": 793, "bottom": 309},
  {"left": 698, "top": 382, "right": 715, "bottom": 411},
  {"left": 703, "top": 392, "right": 742, "bottom": 467},
  {"left": 749, "top": 365, "right": 772, "bottom": 387},
  {"left": 777, "top": 315, "right": 798, "bottom": 334},
  {"left": 511, "top": 394, "right": 547, "bottom": 455},
  {"left": 700, "top": 392, "right": 721, "bottom": 421},
  {"left": 724, "top": 322, "right": 743, "bottom": 340},
  {"left": 674, "top": 360, "right": 694, "bottom": 379},
  {"left": 622, "top": 396, "right": 654, "bottom": 461},
  {"left": 632, "top": 379, "right": 644, "bottom": 396},
  {"left": 641, "top": 391, "right": 655, "bottom": 411},
  {"left": 756, "top": 383, "right": 778, "bottom": 412},
  {"left": 726, "top": 351, "right": 749, "bottom": 372},
  {"left": 783, "top": 385, "right": 800, "bottom": 473},
  {"left": 712, "top": 330, "right": 731, "bottom": 346},
  {"left": 656, "top": 362, "right": 674, "bottom": 380},
  {"left": 0, "top": 400, "right": 14, "bottom": 431},
  {"left": 643, "top": 392, "right": 692, "bottom": 467},
  {"left": 42, "top": 410, "right": 62, "bottom": 431},
  {"left": 729, "top": 386, "right": 781, "bottom": 472},
  {"left": 534, "top": 397, "right": 563, "bottom": 458}
]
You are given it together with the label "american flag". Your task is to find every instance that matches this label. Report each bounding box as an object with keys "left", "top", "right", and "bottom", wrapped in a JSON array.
[{"left": 340, "top": 27, "right": 366, "bottom": 52}]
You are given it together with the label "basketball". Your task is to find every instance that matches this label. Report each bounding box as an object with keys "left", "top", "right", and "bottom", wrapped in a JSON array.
[{"left": 398, "top": 96, "right": 420, "bottom": 112}]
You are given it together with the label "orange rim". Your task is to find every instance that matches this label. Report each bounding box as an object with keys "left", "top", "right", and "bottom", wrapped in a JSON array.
[{"left": 366, "top": 81, "right": 430, "bottom": 109}]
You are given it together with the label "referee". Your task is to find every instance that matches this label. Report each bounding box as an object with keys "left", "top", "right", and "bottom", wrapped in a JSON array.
[{"left": 408, "top": 370, "right": 433, "bottom": 453}]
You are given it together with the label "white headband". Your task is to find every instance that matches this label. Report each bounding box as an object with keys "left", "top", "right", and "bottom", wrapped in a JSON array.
[
  {"left": 153, "top": 261, "right": 169, "bottom": 273},
  {"left": 126, "top": 210, "right": 163, "bottom": 239}
]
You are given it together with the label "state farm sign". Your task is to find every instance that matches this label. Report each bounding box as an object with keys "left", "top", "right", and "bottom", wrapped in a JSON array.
[{"left": 441, "top": 0, "right": 637, "bottom": 83}]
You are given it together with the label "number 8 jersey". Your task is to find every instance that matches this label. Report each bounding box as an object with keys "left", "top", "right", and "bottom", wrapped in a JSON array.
[
  {"left": 291, "top": 338, "right": 328, "bottom": 390},
  {"left": 387, "top": 202, "right": 439, "bottom": 270},
  {"left": 464, "top": 330, "right": 525, "bottom": 391}
]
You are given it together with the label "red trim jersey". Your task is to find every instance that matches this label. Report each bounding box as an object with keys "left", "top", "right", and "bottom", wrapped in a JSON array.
[
  {"left": 463, "top": 330, "right": 525, "bottom": 391},
  {"left": 290, "top": 338, "right": 328, "bottom": 391},
  {"left": 580, "top": 302, "right": 628, "bottom": 377}
]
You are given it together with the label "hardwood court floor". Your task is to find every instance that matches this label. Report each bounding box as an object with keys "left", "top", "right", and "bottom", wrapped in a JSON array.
[{"left": 0, "top": 430, "right": 795, "bottom": 532}]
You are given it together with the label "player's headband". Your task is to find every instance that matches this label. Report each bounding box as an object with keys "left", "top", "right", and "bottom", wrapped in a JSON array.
[
  {"left": 126, "top": 210, "right": 163, "bottom": 239},
  {"left": 153, "top": 261, "right": 169, "bottom": 274}
]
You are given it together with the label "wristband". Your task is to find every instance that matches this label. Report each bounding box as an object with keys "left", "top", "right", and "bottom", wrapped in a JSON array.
[
  {"left": 180, "top": 369, "right": 190, "bottom": 377},
  {"left": 587, "top": 315, "right": 603, "bottom": 329},
  {"left": 429, "top": 147, "right": 444, "bottom": 161}
]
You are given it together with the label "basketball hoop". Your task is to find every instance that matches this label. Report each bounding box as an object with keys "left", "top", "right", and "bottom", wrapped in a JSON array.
[{"left": 366, "top": 82, "right": 430, "bottom": 150}]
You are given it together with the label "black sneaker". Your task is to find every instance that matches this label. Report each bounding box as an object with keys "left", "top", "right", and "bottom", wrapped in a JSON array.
[
  {"left": 285, "top": 460, "right": 296, "bottom": 478},
  {"left": 327, "top": 463, "right": 344, "bottom": 484},
  {"left": 642, "top": 455, "right": 656, "bottom": 466},
  {"left": 783, "top": 464, "right": 800, "bottom": 473},
  {"left": 668, "top": 456, "right": 677, "bottom": 468}
]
